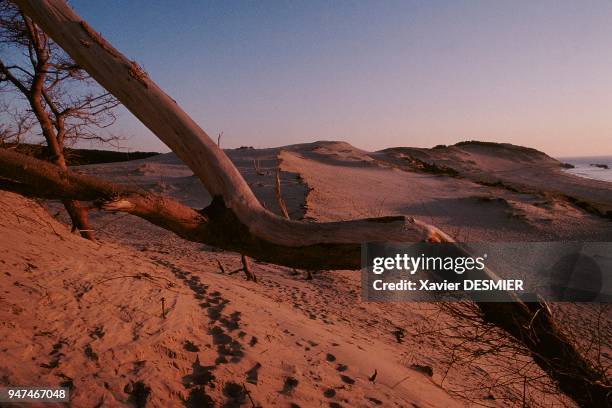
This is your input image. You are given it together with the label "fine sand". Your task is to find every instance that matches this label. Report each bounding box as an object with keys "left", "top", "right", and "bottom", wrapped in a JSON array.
[{"left": 1, "top": 141, "right": 610, "bottom": 407}]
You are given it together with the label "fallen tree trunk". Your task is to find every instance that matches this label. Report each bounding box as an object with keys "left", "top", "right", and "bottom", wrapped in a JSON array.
[{"left": 8, "top": 1, "right": 611, "bottom": 405}]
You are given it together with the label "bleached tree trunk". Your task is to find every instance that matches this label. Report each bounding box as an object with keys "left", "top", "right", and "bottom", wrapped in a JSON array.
[{"left": 8, "top": 1, "right": 610, "bottom": 405}]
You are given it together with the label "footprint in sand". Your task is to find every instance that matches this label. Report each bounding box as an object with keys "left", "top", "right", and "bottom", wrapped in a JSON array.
[
  {"left": 210, "top": 326, "right": 243, "bottom": 364},
  {"left": 335, "top": 363, "right": 348, "bottom": 372},
  {"left": 245, "top": 362, "right": 261, "bottom": 385},
  {"left": 323, "top": 388, "right": 336, "bottom": 398},
  {"left": 124, "top": 381, "right": 151, "bottom": 408},
  {"left": 280, "top": 376, "right": 299, "bottom": 395},
  {"left": 222, "top": 382, "right": 247, "bottom": 407},
  {"left": 183, "top": 340, "right": 200, "bottom": 352},
  {"left": 340, "top": 375, "right": 355, "bottom": 385},
  {"left": 182, "top": 356, "right": 215, "bottom": 387},
  {"left": 366, "top": 397, "right": 383, "bottom": 405}
]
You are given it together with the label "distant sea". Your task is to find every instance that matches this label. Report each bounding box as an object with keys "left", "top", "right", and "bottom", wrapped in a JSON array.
[{"left": 558, "top": 156, "right": 612, "bottom": 183}]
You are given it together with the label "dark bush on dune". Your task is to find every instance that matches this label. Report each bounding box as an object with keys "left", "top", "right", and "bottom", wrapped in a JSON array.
[{"left": 1, "top": 143, "right": 159, "bottom": 166}]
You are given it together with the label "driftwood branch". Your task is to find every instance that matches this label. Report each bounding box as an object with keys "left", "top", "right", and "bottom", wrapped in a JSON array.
[
  {"left": 8, "top": 1, "right": 611, "bottom": 405},
  {"left": 241, "top": 254, "right": 256, "bottom": 282},
  {"left": 274, "top": 163, "right": 308, "bottom": 278},
  {"left": 275, "top": 167, "right": 290, "bottom": 219}
]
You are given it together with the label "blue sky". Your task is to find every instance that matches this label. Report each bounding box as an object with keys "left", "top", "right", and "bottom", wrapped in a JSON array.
[{"left": 70, "top": 0, "right": 612, "bottom": 156}]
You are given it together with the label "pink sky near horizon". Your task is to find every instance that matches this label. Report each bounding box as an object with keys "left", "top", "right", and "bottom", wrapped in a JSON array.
[{"left": 70, "top": 1, "right": 612, "bottom": 157}]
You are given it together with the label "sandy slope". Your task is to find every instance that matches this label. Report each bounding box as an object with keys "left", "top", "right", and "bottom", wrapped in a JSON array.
[
  {"left": 280, "top": 141, "right": 612, "bottom": 241},
  {"left": 379, "top": 142, "right": 612, "bottom": 220},
  {"left": 75, "top": 140, "right": 612, "bottom": 243},
  {"left": 1, "top": 191, "right": 462, "bottom": 407},
  {"left": 1, "top": 140, "right": 611, "bottom": 407}
]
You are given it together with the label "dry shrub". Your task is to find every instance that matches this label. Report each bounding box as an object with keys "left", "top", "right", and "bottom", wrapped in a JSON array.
[{"left": 412, "top": 301, "right": 610, "bottom": 407}]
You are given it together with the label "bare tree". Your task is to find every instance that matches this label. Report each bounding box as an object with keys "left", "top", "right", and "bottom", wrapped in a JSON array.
[
  {"left": 0, "top": 0, "right": 119, "bottom": 239},
  {"left": 1, "top": 1, "right": 610, "bottom": 406},
  {"left": 0, "top": 102, "right": 33, "bottom": 145}
]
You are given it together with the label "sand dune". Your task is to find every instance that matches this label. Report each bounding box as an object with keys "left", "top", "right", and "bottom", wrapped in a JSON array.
[
  {"left": 1, "top": 140, "right": 611, "bottom": 407},
  {"left": 1, "top": 191, "right": 462, "bottom": 407},
  {"left": 379, "top": 141, "right": 612, "bottom": 220}
]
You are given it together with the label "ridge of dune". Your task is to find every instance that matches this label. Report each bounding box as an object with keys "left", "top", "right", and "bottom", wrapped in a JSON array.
[
  {"left": 278, "top": 141, "right": 611, "bottom": 241},
  {"left": 76, "top": 139, "right": 612, "bottom": 239},
  {"left": 376, "top": 141, "right": 612, "bottom": 219}
]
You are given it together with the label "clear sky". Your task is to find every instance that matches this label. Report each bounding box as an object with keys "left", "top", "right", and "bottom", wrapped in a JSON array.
[{"left": 70, "top": 0, "right": 612, "bottom": 157}]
